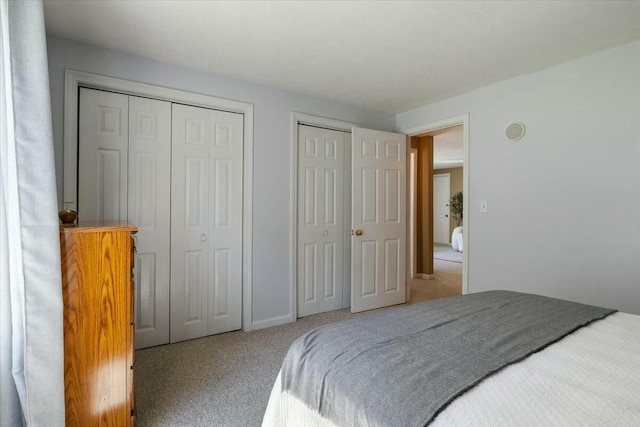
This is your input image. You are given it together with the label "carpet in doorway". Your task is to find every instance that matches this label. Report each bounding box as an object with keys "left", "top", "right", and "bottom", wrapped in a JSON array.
[{"left": 433, "top": 243, "right": 463, "bottom": 263}]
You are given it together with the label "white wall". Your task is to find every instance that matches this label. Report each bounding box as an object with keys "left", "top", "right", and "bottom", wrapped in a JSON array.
[
  {"left": 397, "top": 40, "right": 640, "bottom": 315},
  {"left": 46, "top": 36, "right": 396, "bottom": 327}
]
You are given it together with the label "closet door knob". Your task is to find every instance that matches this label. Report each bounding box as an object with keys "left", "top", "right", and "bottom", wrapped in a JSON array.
[{"left": 201, "top": 234, "right": 208, "bottom": 242}]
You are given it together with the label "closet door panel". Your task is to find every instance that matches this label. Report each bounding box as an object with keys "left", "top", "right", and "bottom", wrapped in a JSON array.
[
  {"left": 171, "top": 104, "right": 243, "bottom": 342},
  {"left": 208, "top": 110, "right": 243, "bottom": 335},
  {"left": 171, "top": 104, "right": 210, "bottom": 342},
  {"left": 297, "top": 125, "right": 345, "bottom": 317},
  {"left": 128, "top": 96, "right": 171, "bottom": 349},
  {"left": 78, "top": 88, "right": 128, "bottom": 221},
  {"left": 183, "top": 155, "right": 209, "bottom": 328}
]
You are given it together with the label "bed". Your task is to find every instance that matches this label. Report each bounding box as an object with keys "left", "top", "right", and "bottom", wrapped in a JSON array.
[{"left": 262, "top": 291, "right": 640, "bottom": 426}]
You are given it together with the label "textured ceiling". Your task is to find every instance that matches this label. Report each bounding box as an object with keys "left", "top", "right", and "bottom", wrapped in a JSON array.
[
  {"left": 432, "top": 126, "right": 464, "bottom": 170},
  {"left": 43, "top": 1, "right": 640, "bottom": 113}
]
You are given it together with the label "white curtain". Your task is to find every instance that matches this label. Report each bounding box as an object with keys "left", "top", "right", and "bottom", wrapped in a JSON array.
[{"left": 0, "top": 1, "right": 65, "bottom": 426}]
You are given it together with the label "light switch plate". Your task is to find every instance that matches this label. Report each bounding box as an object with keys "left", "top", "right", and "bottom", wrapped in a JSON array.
[{"left": 480, "top": 200, "right": 488, "bottom": 213}]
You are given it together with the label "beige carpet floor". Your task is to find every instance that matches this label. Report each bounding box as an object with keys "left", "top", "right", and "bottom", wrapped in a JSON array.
[{"left": 135, "top": 259, "right": 462, "bottom": 426}]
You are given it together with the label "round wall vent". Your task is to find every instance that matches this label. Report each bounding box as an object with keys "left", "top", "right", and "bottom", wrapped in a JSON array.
[{"left": 505, "top": 122, "right": 525, "bottom": 141}]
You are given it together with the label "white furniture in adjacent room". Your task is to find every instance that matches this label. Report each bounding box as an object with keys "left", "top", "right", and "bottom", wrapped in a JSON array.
[{"left": 452, "top": 226, "right": 463, "bottom": 252}]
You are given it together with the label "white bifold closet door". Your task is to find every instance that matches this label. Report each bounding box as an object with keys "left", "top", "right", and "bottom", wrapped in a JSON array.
[
  {"left": 128, "top": 96, "right": 171, "bottom": 348},
  {"left": 170, "top": 104, "right": 243, "bottom": 343},
  {"left": 78, "top": 88, "right": 171, "bottom": 349},
  {"left": 78, "top": 88, "right": 244, "bottom": 347},
  {"left": 297, "top": 125, "right": 350, "bottom": 317}
]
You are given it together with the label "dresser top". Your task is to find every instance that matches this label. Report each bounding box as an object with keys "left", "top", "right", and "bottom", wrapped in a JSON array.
[{"left": 60, "top": 220, "right": 138, "bottom": 234}]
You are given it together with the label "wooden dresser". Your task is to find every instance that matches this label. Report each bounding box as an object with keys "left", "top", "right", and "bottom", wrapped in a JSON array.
[{"left": 60, "top": 221, "right": 137, "bottom": 426}]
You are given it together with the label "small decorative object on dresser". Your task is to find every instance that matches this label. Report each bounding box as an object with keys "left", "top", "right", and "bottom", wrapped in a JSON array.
[
  {"left": 58, "top": 209, "right": 78, "bottom": 225},
  {"left": 60, "top": 221, "right": 138, "bottom": 426}
]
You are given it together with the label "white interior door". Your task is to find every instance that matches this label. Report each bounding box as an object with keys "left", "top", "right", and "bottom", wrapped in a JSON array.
[
  {"left": 171, "top": 104, "right": 243, "bottom": 343},
  {"left": 128, "top": 96, "right": 171, "bottom": 349},
  {"left": 297, "top": 125, "right": 347, "bottom": 317},
  {"left": 78, "top": 88, "right": 128, "bottom": 220},
  {"left": 434, "top": 173, "right": 451, "bottom": 244},
  {"left": 351, "top": 127, "right": 406, "bottom": 313}
]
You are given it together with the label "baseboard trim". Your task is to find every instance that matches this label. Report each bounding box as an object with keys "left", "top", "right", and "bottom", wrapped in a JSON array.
[
  {"left": 251, "top": 314, "right": 293, "bottom": 331},
  {"left": 417, "top": 273, "right": 435, "bottom": 280}
]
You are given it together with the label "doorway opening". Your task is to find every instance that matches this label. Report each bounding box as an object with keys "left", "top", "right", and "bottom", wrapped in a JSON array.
[{"left": 403, "top": 115, "right": 468, "bottom": 299}]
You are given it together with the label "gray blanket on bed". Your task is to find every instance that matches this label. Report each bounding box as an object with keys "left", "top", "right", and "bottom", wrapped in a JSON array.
[{"left": 280, "top": 290, "right": 615, "bottom": 426}]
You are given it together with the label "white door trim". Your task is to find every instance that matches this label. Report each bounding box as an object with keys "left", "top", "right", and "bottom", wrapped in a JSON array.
[
  {"left": 63, "top": 70, "right": 254, "bottom": 331},
  {"left": 290, "top": 112, "right": 356, "bottom": 322},
  {"left": 409, "top": 148, "right": 418, "bottom": 280},
  {"left": 399, "top": 114, "right": 469, "bottom": 295}
]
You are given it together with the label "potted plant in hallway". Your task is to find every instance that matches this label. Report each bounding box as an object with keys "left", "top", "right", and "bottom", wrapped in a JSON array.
[
  {"left": 449, "top": 191, "right": 463, "bottom": 226},
  {"left": 449, "top": 191, "right": 463, "bottom": 252}
]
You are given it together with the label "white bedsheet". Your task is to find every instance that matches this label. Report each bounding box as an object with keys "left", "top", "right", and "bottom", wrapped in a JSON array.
[{"left": 262, "top": 312, "right": 640, "bottom": 427}]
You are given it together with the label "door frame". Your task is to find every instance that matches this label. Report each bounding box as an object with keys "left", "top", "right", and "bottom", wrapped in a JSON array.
[
  {"left": 433, "top": 172, "right": 451, "bottom": 244},
  {"left": 409, "top": 148, "right": 418, "bottom": 279},
  {"left": 399, "top": 114, "right": 469, "bottom": 294},
  {"left": 290, "top": 112, "right": 356, "bottom": 322},
  {"left": 62, "top": 70, "right": 255, "bottom": 331}
]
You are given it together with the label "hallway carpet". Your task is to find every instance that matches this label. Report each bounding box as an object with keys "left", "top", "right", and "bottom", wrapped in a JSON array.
[{"left": 433, "top": 243, "right": 463, "bottom": 263}]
